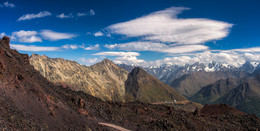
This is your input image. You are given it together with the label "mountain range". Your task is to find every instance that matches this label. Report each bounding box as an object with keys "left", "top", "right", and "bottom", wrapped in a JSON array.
[
  {"left": 120, "top": 61, "right": 259, "bottom": 84},
  {"left": 119, "top": 62, "right": 256, "bottom": 97},
  {"left": 2, "top": 36, "right": 260, "bottom": 130},
  {"left": 29, "top": 48, "right": 260, "bottom": 118},
  {"left": 119, "top": 61, "right": 260, "bottom": 117},
  {"left": 30, "top": 54, "right": 186, "bottom": 103}
]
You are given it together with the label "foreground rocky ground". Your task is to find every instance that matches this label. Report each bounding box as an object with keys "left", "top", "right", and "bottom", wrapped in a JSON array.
[
  {"left": 0, "top": 36, "right": 260, "bottom": 130},
  {"left": 55, "top": 86, "right": 260, "bottom": 130}
]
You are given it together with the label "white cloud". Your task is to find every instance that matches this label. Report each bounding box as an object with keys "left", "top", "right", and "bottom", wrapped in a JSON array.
[
  {"left": 78, "top": 58, "right": 102, "bottom": 66},
  {"left": 107, "top": 7, "right": 232, "bottom": 44},
  {"left": 137, "top": 50, "right": 260, "bottom": 67},
  {"left": 7, "top": 30, "right": 76, "bottom": 43},
  {"left": 229, "top": 47, "right": 260, "bottom": 53},
  {"left": 62, "top": 44, "right": 79, "bottom": 50},
  {"left": 113, "top": 55, "right": 145, "bottom": 65},
  {"left": 40, "top": 30, "right": 77, "bottom": 41},
  {"left": 105, "top": 41, "right": 208, "bottom": 54},
  {"left": 94, "top": 31, "right": 104, "bottom": 37},
  {"left": 93, "top": 51, "right": 144, "bottom": 65},
  {"left": 77, "top": 12, "right": 88, "bottom": 17},
  {"left": 83, "top": 44, "right": 100, "bottom": 50},
  {"left": 0, "top": 1, "right": 15, "bottom": 8},
  {"left": 62, "top": 44, "right": 100, "bottom": 50},
  {"left": 77, "top": 9, "right": 95, "bottom": 17},
  {"left": 57, "top": 13, "right": 73, "bottom": 18},
  {"left": 0, "top": 33, "right": 6, "bottom": 38},
  {"left": 89, "top": 9, "right": 95, "bottom": 16},
  {"left": 93, "top": 48, "right": 260, "bottom": 68},
  {"left": 11, "top": 30, "right": 42, "bottom": 43},
  {"left": 93, "top": 51, "right": 140, "bottom": 57},
  {"left": 18, "top": 11, "right": 52, "bottom": 21},
  {"left": 10, "top": 44, "right": 60, "bottom": 51}
]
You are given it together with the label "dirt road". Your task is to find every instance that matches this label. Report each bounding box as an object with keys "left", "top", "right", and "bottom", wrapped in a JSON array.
[{"left": 98, "top": 122, "right": 131, "bottom": 131}]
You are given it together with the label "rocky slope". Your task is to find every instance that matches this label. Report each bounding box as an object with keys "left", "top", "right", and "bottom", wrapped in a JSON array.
[
  {"left": 30, "top": 55, "right": 128, "bottom": 102},
  {"left": 0, "top": 36, "right": 106, "bottom": 130},
  {"left": 55, "top": 87, "right": 260, "bottom": 130},
  {"left": 125, "top": 67, "right": 186, "bottom": 103}
]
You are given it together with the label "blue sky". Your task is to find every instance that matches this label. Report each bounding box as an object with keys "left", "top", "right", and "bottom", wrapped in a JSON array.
[{"left": 1, "top": 0, "right": 260, "bottom": 67}]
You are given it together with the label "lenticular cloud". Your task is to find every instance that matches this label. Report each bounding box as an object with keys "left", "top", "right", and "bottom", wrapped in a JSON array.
[{"left": 107, "top": 7, "right": 232, "bottom": 44}]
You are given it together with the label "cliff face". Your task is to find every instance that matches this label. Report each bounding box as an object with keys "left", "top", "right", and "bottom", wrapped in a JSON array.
[{"left": 30, "top": 55, "right": 128, "bottom": 102}]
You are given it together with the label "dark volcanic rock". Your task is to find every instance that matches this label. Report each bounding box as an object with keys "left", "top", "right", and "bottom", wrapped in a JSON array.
[{"left": 200, "top": 104, "right": 246, "bottom": 116}]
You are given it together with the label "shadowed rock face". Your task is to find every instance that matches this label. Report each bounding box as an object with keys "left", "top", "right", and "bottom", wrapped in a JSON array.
[
  {"left": 125, "top": 67, "right": 187, "bottom": 103},
  {"left": 30, "top": 54, "right": 129, "bottom": 102}
]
